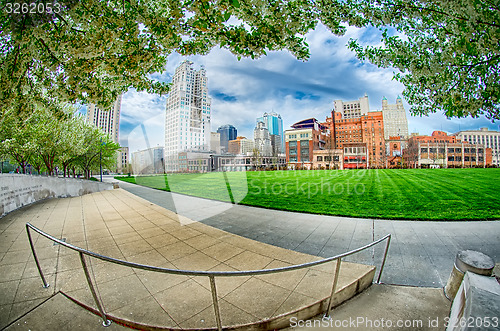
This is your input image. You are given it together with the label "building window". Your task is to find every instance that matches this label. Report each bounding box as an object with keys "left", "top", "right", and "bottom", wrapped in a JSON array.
[
  {"left": 429, "top": 148, "right": 437, "bottom": 153},
  {"left": 317, "top": 156, "right": 323, "bottom": 161},
  {"left": 421, "top": 148, "right": 428, "bottom": 153}
]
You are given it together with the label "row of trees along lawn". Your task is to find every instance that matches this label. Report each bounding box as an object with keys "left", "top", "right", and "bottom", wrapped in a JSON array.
[
  {"left": 0, "top": 104, "right": 119, "bottom": 179},
  {"left": 1, "top": 0, "right": 497, "bottom": 120}
]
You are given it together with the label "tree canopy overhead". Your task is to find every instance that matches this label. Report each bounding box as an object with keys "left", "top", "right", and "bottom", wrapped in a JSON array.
[
  {"left": 1, "top": 0, "right": 498, "bottom": 119},
  {"left": 346, "top": 0, "right": 500, "bottom": 121}
]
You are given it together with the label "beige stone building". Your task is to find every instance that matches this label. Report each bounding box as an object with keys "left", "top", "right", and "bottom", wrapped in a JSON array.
[
  {"left": 382, "top": 96, "right": 408, "bottom": 139},
  {"left": 452, "top": 127, "right": 500, "bottom": 166}
]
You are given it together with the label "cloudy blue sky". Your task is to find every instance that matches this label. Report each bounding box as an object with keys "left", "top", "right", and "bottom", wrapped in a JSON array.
[{"left": 117, "top": 24, "right": 498, "bottom": 153}]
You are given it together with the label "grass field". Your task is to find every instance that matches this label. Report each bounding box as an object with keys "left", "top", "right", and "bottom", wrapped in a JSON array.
[{"left": 116, "top": 168, "right": 500, "bottom": 220}]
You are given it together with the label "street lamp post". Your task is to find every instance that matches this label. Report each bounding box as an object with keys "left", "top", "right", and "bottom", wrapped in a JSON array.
[
  {"left": 100, "top": 148, "right": 102, "bottom": 182},
  {"left": 99, "top": 139, "right": 104, "bottom": 182}
]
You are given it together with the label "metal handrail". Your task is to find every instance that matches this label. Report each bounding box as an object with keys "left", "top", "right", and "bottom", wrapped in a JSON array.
[{"left": 26, "top": 222, "right": 391, "bottom": 329}]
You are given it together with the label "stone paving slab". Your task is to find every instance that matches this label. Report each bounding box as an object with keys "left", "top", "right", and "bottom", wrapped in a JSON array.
[
  {"left": 283, "top": 284, "right": 451, "bottom": 330},
  {"left": 4, "top": 293, "right": 126, "bottom": 331},
  {"left": 0, "top": 189, "right": 375, "bottom": 330},
  {"left": 113, "top": 178, "right": 500, "bottom": 288}
]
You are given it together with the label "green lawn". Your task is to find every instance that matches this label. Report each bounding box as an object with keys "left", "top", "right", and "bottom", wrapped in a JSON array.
[{"left": 116, "top": 168, "right": 500, "bottom": 220}]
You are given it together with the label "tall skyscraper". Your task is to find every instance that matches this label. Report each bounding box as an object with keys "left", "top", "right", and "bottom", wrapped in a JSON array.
[
  {"left": 256, "top": 112, "right": 284, "bottom": 153},
  {"left": 86, "top": 95, "right": 122, "bottom": 143},
  {"left": 254, "top": 121, "right": 272, "bottom": 156},
  {"left": 164, "top": 61, "right": 212, "bottom": 171},
  {"left": 333, "top": 94, "right": 369, "bottom": 119},
  {"left": 217, "top": 124, "right": 237, "bottom": 153},
  {"left": 382, "top": 96, "right": 408, "bottom": 139}
]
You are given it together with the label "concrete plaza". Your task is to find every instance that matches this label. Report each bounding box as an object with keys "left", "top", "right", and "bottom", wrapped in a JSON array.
[
  {"left": 1, "top": 188, "right": 377, "bottom": 330},
  {"left": 114, "top": 178, "right": 500, "bottom": 288},
  {"left": 2, "top": 176, "right": 498, "bottom": 329}
]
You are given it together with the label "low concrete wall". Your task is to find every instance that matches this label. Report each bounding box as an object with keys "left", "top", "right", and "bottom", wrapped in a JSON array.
[
  {"left": 0, "top": 174, "right": 115, "bottom": 217},
  {"left": 447, "top": 272, "right": 500, "bottom": 331}
]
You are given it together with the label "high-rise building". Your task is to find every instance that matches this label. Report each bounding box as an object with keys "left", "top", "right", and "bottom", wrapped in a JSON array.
[
  {"left": 164, "top": 61, "right": 211, "bottom": 171},
  {"left": 217, "top": 124, "right": 237, "bottom": 153},
  {"left": 452, "top": 127, "right": 500, "bottom": 166},
  {"left": 256, "top": 112, "right": 284, "bottom": 153},
  {"left": 269, "top": 134, "right": 281, "bottom": 156},
  {"left": 210, "top": 132, "right": 221, "bottom": 154},
  {"left": 86, "top": 95, "right": 122, "bottom": 143},
  {"left": 382, "top": 96, "right": 408, "bottom": 139},
  {"left": 333, "top": 94, "right": 369, "bottom": 119},
  {"left": 254, "top": 121, "right": 273, "bottom": 156}
]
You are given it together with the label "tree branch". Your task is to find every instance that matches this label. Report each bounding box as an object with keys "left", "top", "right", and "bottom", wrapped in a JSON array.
[
  {"left": 392, "top": 4, "right": 500, "bottom": 29},
  {"left": 38, "top": 38, "right": 60, "bottom": 64},
  {"left": 451, "top": 55, "right": 500, "bottom": 69}
]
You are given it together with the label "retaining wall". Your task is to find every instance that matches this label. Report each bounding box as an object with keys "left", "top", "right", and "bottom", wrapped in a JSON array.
[{"left": 0, "top": 174, "right": 115, "bottom": 217}]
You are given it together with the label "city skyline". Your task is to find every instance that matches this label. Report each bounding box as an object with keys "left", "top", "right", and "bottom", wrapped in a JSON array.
[{"left": 111, "top": 24, "right": 497, "bottom": 154}]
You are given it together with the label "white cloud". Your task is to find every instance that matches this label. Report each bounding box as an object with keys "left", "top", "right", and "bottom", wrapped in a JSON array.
[
  {"left": 121, "top": 89, "right": 166, "bottom": 125},
  {"left": 125, "top": 113, "right": 165, "bottom": 153}
]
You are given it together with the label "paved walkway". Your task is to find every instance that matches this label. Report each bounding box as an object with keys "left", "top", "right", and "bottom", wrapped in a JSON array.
[
  {"left": 5, "top": 285, "right": 452, "bottom": 331},
  {"left": 111, "top": 177, "right": 500, "bottom": 288},
  {"left": 0, "top": 188, "right": 374, "bottom": 330}
]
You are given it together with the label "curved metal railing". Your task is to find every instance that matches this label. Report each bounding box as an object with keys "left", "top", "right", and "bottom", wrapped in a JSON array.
[{"left": 26, "top": 222, "right": 391, "bottom": 330}]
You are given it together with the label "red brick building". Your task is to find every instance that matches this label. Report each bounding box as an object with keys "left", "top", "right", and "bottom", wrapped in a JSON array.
[
  {"left": 404, "top": 131, "right": 492, "bottom": 168},
  {"left": 322, "top": 111, "right": 386, "bottom": 168}
]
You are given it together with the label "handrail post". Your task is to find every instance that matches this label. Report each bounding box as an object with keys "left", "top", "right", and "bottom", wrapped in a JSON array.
[
  {"left": 376, "top": 235, "right": 391, "bottom": 284},
  {"left": 79, "top": 252, "right": 111, "bottom": 327},
  {"left": 26, "top": 224, "right": 49, "bottom": 288},
  {"left": 324, "top": 257, "right": 342, "bottom": 318},
  {"left": 209, "top": 275, "right": 223, "bottom": 331}
]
